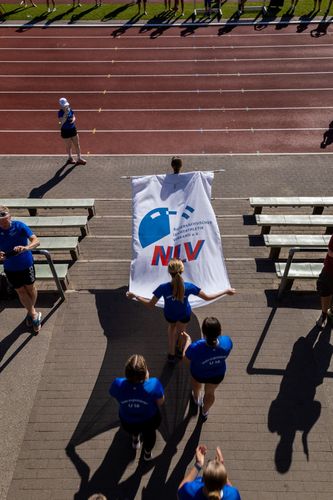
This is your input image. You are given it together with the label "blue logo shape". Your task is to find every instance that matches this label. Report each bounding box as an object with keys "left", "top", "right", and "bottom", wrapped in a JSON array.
[{"left": 139, "top": 208, "right": 177, "bottom": 248}]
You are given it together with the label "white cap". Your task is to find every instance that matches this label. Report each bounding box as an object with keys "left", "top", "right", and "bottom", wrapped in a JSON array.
[{"left": 59, "top": 97, "right": 69, "bottom": 107}]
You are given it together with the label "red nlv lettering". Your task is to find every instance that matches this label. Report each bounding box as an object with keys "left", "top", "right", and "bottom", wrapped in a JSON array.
[{"left": 184, "top": 240, "right": 205, "bottom": 261}]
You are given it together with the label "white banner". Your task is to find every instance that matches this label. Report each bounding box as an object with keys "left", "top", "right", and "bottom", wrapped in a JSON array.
[{"left": 129, "top": 171, "right": 230, "bottom": 308}]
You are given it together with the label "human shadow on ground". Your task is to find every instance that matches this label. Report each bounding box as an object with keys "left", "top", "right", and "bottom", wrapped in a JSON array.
[
  {"left": 102, "top": 2, "right": 134, "bottom": 22},
  {"left": 268, "top": 323, "right": 332, "bottom": 472},
  {"left": 67, "top": 288, "right": 201, "bottom": 497},
  {"left": 320, "top": 120, "right": 333, "bottom": 149},
  {"left": 0, "top": 292, "right": 60, "bottom": 373},
  {"left": 28, "top": 162, "right": 77, "bottom": 199}
]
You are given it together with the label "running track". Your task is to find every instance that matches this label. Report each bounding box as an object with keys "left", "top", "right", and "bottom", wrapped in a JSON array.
[{"left": 0, "top": 24, "right": 332, "bottom": 155}]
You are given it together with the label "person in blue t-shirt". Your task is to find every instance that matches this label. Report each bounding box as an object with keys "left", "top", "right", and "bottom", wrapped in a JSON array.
[
  {"left": 58, "top": 97, "right": 86, "bottom": 167},
  {"left": 178, "top": 444, "right": 241, "bottom": 500},
  {"left": 126, "top": 258, "right": 235, "bottom": 364},
  {"left": 183, "top": 317, "right": 233, "bottom": 422},
  {"left": 109, "top": 354, "right": 165, "bottom": 461},
  {"left": 0, "top": 206, "right": 42, "bottom": 333}
]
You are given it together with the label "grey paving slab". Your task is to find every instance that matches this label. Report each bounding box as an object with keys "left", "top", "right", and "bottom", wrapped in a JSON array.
[{"left": 1, "top": 154, "right": 333, "bottom": 500}]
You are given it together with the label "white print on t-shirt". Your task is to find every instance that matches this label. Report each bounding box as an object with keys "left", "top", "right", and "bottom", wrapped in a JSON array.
[
  {"left": 121, "top": 399, "right": 148, "bottom": 408},
  {"left": 202, "top": 355, "right": 226, "bottom": 366}
]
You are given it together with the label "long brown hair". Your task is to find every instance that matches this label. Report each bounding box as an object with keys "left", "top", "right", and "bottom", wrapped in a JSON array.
[
  {"left": 168, "top": 258, "right": 185, "bottom": 302},
  {"left": 125, "top": 354, "right": 148, "bottom": 384},
  {"left": 203, "top": 459, "right": 227, "bottom": 499}
]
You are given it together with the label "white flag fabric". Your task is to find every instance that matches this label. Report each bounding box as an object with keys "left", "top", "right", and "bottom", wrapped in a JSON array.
[{"left": 130, "top": 171, "right": 230, "bottom": 308}]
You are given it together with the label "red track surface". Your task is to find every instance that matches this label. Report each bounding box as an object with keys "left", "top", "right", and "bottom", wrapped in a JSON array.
[{"left": 0, "top": 25, "right": 332, "bottom": 155}]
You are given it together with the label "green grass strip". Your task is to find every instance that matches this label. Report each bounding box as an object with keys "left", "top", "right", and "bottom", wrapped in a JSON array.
[{"left": 0, "top": 1, "right": 332, "bottom": 22}]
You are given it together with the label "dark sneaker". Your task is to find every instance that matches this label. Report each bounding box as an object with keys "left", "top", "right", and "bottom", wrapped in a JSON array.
[
  {"left": 316, "top": 313, "right": 327, "bottom": 329},
  {"left": 143, "top": 449, "right": 153, "bottom": 461},
  {"left": 25, "top": 314, "right": 33, "bottom": 328},
  {"left": 32, "top": 312, "right": 42, "bottom": 334},
  {"left": 75, "top": 158, "right": 87, "bottom": 166}
]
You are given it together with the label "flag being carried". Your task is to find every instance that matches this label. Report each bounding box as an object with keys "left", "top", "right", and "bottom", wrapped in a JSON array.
[{"left": 129, "top": 171, "right": 231, "bottom": 309}]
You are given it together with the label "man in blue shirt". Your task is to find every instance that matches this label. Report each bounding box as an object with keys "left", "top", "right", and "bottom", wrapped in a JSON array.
[{"left": 0, "top": 206, "right": 42, "bottom": 333}]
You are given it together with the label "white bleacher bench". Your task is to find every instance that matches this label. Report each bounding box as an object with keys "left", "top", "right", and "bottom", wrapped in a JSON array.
[
  {"left": 0, "top": 263, "right": 69, "bottom": 290},
  {"left": 275, "top": 262, "right": 323, "bottom": 296},
  {"left": 264, "top": 235, "right": 329, "bottom": 259},
  {"left": 256, "top": 214, "right": 333, "bottom": 235},
  {"left": 15, "top": 216, "right": 89, "bottom": 238},
  {"left": 250, "top": 197, "right": 333, "bottom": 215},
  {"left": 0, "top": 198, "right": 95, "bottom": 219},
  {"left": 38, "top": 236, "right": 80, "bottom": 261}
]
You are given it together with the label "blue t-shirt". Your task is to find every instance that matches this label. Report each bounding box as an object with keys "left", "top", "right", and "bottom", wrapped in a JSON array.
[
  {"left": 185, "top": 336, "right": 233, "bottom": 380},
  {"left": 58, "top": 108, "right": 76, "bottom": 130},
  {"left": 109, "top": 377, "right": 164, "bottom": 424},
  {"left": 0, "top": 220, "right": 34, "bottom": 272},
  {"left": 153, "top": 281, "right": 201, "bottom": 322},
  {"left": 178, "top": 478, "right": 241, "bottom": 500}
]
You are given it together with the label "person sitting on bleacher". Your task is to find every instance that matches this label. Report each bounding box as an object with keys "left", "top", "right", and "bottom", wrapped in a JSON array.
[{"left": 0, "top": 206, "right": 42, "bottom": 333}]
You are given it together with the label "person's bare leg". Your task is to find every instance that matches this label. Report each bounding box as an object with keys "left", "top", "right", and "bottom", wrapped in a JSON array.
[
  {"left": 167, "top": 323, "right": 178, "bottom": 355},
  {"left": 202, "top": 383, "right": 219, "bottom": 414},
  {"left": 191, "top": 377, "right": 202, "bottom": 404},
  {"left": 15, "top": 285, "right": 37, "bottom": 318}
]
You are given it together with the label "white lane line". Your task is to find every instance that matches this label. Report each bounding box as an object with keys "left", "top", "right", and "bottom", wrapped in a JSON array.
[
  {"left": 0, "top": 127, "right": 328, "bottom": 132},
  {"left": 2, "top": 56, "right": 333, "bottom": 62},
  {"left": 0, "top": 106, "right": 331, "bottom": 112},
  {"left": 0, "top": 43, "right": 332, "bottom": 49},
  {"left": 2, "top": 71, "right": 333, "bottom": 77},
  {"left": 0, "top": 88, "right": 333, "bottom": 94}
]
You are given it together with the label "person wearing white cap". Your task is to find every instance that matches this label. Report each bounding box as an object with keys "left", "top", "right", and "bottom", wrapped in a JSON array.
[{"left": 58, "top": 97, "right": 86, "bottom": 166}]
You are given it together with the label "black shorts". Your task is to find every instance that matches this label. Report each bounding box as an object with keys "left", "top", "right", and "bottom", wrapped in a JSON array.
[
  {"left": 164, "top": 314, "right": 191, "bottom": 324},
  {"left": 61, "top": 127, "right": 77, "bottom": 139},
  {"left": 5, "top": 265, "right": 36, "bottom": 289},
  {"left": 316, "top": 269, "right": 333, "bottom": 297},
  {"left": 191, "top": 372, "right": 225, "bottom": 385}
]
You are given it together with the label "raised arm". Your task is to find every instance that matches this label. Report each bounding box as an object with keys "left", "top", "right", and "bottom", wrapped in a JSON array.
[
  {"left": 126, "top": 291, "right": 158, "bottom": 308},
  {"left": 198, "top": 287, "right": 236, "bottom": 301}
]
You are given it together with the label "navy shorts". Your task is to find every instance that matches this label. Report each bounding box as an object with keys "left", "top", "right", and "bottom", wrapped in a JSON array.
[
  {"left": 191, "top": 372, "right": 225, "bottom": 385},
  {"left": 61, "top": 127, "right": 77, "bottom": 139},
  {"left": 5, "top": 265, "right": 36, "bottom": 289},
  {"left": 316, "top": 269, "right": 333, "bottom": 297},
  {"left": 164, "top": 315, "right": 191, "bottom": 324}
]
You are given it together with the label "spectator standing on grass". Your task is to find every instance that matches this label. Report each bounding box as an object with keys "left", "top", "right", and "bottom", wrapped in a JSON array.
[
  {"left": 46, "top": 0, "right": 56, "bottom": 12},
  {"left": 20, "top": 0, "right": 37, "bottom": 7},
  {"left": 171, "top": 156, "right": 183, "bottom": 174},
  {"left": 178, "top": 444, "right": 241, "bottom": 499},
  {"left": 109, "top": 354, "right": 164, "bottom": 461},
  {"left": 182, "top": 317, "right": 233, "bottom": 422},
  {"left": 126, "top": 258, "right": 235, "bottom": 364},
  {"left": 316, "top": 234, "right": 333, "bottom": 328},
  {"left": 0, "top": 206, "right": 42, "bottom": 333},
  {"left": 58, "top": 97, "right": 86, "bottom": 166}
]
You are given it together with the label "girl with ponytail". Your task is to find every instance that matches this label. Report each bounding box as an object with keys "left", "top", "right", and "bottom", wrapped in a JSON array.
[
  {"left": 126, "top": 258, "right": 235, "bottom": 364},
  {"left": 178, "top": 445, "right": 241, "bottom": 500}
]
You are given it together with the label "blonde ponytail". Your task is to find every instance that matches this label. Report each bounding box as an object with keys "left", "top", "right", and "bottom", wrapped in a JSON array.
[{"left": 168, "top": 258, "right": 185, "bottom": 302}]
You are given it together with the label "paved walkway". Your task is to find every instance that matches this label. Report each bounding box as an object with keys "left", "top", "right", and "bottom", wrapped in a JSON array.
[{"left": 1, "top": 154, "right": 333, "bottom": 500}]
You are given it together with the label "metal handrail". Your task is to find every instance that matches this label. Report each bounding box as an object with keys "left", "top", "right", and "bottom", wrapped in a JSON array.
[
  {"left": 278, "top": 246, "right": 326, "bottom": 299},
  {"left": 32, "top": 249, "right": 66, "bottom": 301}
]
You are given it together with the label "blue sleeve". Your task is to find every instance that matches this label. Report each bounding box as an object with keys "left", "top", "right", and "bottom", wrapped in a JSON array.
[
  {"left": 153, "top": 283, "right": 164, "bottom": 299},
  {"left": 19, "top": 221, "right": 33, "bottom": 238},
  {"left": 220, "top": 336, "right": 233, "bottom": 356},
  {"left": 187, "top": 283, "right": 201, "bottom": 296},
  {"left": 185, "top": 343, "right": 194, "bottom": 361},
  {"left": 109, "top": 379, "right": 120, "bottom": 398},
  {"left": 152, "top": 378, "right": 164, "bottom": 399}
]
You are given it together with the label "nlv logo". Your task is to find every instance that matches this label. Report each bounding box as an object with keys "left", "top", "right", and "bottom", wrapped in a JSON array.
[{"left": 151, "top": 240, "right": 205, "bottom": 266}]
